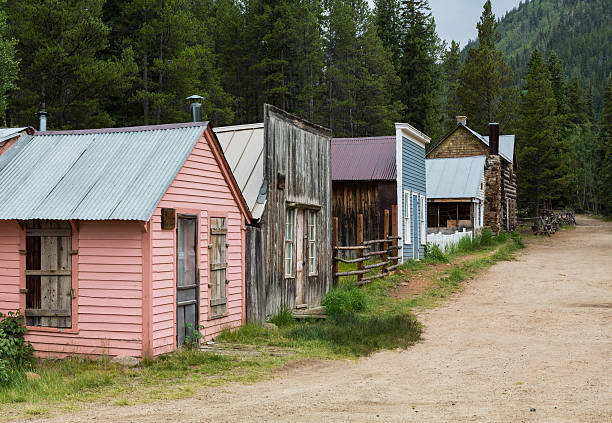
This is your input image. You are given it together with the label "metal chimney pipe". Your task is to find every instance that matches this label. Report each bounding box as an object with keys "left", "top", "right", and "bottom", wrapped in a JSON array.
[
  {"left": 185, "top": 95, "right": 204, "bottom": 122},
  {"left": 36, "top": 109, "right": 48, "bottom": 132},
  {"left": 488, "top": 123, "right": 500, "bottom": 156}
]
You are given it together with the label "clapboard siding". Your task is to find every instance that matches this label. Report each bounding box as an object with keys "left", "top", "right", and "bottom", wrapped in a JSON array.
[
  {"left": 0, "top": 221, "right": 20, "bottom": 312},
  {"left": 26, "top": 221, "right": 144, "bottom": 358},
  {"left": 401, "top": 136, "right": 426, "bottom": 261},
  {"left": 151, "top": 131, "right": 245, "bottom": 355}
]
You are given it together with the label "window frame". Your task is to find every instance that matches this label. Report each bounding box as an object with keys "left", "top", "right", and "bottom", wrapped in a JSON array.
[
  {"left": 307, "top": 210, "right": 318, "bottom": 276},
  {"left": 284, "top": 208, "right": 296, "bottom": 277},
  {"left": 403, "top": 190, "right": 411, "bottom": 245},
  {"left": 419, "top": 194, "right": 426, "bottom": 245}
]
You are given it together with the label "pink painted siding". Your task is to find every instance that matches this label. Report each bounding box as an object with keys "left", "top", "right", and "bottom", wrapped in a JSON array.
[
  {"left": 0, "top": 221, "right": 20, "bottom": 312},
  {"left": 151, "top": 131, "right": 245, "bottom": 355},
  {"left": 0, "top": 221, "right": 144, "bottom": 358}
]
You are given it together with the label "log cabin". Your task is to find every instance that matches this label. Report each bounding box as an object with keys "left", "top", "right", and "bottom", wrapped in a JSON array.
[{"left": 427, "top": 117, "right": 517, "bottom": 234}]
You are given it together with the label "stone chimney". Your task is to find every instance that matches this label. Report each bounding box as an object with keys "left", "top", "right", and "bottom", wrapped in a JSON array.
[
  {"left": 488, "top": 123, "right": 499, "bottom": 156},
  {"left": 456, "top": 116, "right": 467, "bottom": 125}
]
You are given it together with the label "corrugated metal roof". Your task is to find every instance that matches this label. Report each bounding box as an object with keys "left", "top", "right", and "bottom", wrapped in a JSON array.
[
  {"left": 0, "top": 122, "right": 207, "bottom": 220},
  {"left": 426, "top": 156, "right": 486, "bottom": 199},
  {"left": 0, "top": 127, "right": 27, "bottom": 143},
  {"left": 331, "top": 136, "right": 396, "bottom": 181},
  {"left": 214, "top": 123, "right": 266, "bottom": 219},
  {"left": 483, "top": 134, "right": 515, "bottom": 163}
]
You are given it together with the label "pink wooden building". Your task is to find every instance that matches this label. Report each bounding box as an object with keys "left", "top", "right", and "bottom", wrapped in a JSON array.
[{"left": 0, "top": 122, "right": 251, "bottom": 359}]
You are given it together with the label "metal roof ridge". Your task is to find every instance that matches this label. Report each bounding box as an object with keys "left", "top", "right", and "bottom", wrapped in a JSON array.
[
  {"left": 213, "top": 123, "right": 264, "bottom": 133},
  {"left": 34, "top": 121, "right": 209, "bottom": 136}
]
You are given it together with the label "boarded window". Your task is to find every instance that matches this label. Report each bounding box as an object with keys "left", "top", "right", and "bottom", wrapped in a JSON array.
[
  {"left": 308, "top": 211, "right": 317, "bottom": 275},
  {"left": 284, "top": 209, "right": 296, "bottom": 277},
  {"left": 403, "top": 191, "right": 411, "bottom": 245},
  {"left": 25, "top": 220, "right": 72, "bottom": 328},
  {"left": 209, "top": 218, "right": 227, "bottom": 317}
]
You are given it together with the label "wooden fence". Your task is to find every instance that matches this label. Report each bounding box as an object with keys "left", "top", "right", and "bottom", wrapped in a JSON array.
[{"left": 332, "top": 206, "right": 401, "bottom": 286}]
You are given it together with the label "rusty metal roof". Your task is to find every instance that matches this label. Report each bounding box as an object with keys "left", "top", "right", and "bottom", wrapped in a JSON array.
[
  {"left": 0, "top": 122, "right": 208, "bottom": 220},
  {"left": 331, "top": 136, "right": 396, "bottom": 181}
]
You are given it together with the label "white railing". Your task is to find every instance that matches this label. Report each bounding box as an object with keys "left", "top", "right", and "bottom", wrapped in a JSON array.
[{"left": 427, "top": 228, "right": 472, "bottom": 252}]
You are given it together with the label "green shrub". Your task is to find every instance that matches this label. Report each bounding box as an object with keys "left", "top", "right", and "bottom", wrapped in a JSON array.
[
  {"left": 268, "top": 307, "right": 294, "bottom": 327},
  {"left": 322, "top": 284, "right": 367, "bottom": 317},
  {"left": 479, "top": 228, "right": 493, "bottom": 246},
  {"left": 456, "top": 236, "right": 476, "bottom": 253},
  {"left": 495, "top": 231, "right": 510, "bottom": 243},
  {"left": 511, "top": 231, "right": 525, "bottom": 248},
  {"left": 424, "top": 243, "right": 448, "bottom": 263},
  {"left": 0, "top": 310, "right": 33, "bottom": 386}
]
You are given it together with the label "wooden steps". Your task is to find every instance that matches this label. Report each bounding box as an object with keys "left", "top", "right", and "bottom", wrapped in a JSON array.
[{"left": 292, "top": 306, "right": 327, "bottom": 319}]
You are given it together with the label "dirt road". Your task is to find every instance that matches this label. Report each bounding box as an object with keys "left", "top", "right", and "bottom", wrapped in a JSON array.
[{"left": 35, "top": 216, "right": 612, "bottom": 422}]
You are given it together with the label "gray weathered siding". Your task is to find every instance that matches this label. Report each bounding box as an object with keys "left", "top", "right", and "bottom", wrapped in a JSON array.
[{"left": 248, "top": 105, "right": 332, "bottom": 322}]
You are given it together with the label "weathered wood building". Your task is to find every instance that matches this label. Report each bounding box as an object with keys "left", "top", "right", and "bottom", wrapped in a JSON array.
[
  {"left": 0, "top": 122, "right": 251, "bottom": 358},
  {"left": 427, "top": 117, "right": 517, "bottom": 234},
  {"left": 331, "top": 136, "right": 396, "bottom": 247},
  {"left": 215, "top": 105, "right": 332, "bottom": 323}
]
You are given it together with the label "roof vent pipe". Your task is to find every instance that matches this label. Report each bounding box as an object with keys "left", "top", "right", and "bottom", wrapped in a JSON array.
[
  {"left": 186, "top": 95, "right": 204, "bottom": 122},
  {"left": 488, "top": 123, "right": 499, "bottom": 156},
  {"left": 456, "top": 116, "right": 467, "bottom": 125},
  {"left": 36, "top": 107, "right": 48, "bottom": 132}
]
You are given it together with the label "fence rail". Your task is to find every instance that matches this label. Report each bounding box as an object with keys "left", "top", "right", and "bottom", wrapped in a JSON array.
[{"left": 332, "top": 206, "right": 402, "bottom": 286}]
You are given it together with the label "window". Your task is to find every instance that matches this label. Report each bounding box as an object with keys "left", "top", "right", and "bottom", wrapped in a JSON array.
[
  {"left": 403, "top": 190, "right": 411, "bottom": 245},
  {"left": 25, "top": 220, "right": 73, "bottom": 328},
  {"left": 420, "top": 195, "right": 426, "bottom": 245},
  {"left": 308, "top": 211, "right": 317, "bottom": 275},
  {"left": 209, "top": 218, "right": 227, "bottom": 317},
  {"left": 284, "top": 208, "right": 296, "bottom": 277}
]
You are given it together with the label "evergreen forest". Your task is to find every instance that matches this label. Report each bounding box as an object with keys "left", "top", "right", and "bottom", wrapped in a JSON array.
[{"left": 0, "top": 0, "right": 610, "bottom": 216}]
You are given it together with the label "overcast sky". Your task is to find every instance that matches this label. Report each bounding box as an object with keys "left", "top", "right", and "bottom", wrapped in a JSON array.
[{"left": 368, "top": 0, "right": 522, "bottom": 48}]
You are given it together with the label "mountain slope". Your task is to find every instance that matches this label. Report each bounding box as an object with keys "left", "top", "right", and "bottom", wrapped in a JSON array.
[{"left": 466, "top": 0, "right": 611, "bottom": 112}]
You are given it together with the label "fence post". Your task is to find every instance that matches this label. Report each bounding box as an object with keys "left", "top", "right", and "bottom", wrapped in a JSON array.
[
  {"left": 391, "top": 205, "right": 399, "bottom": 267},
  {"left": 382, "top": 209, "right": 389, "bottom": 274},
  {"left": 357, "top": 214, "right": 364, "bottom": 284},
  {"left": 332, "top": 217, "right": 339, "bottom": 287}
]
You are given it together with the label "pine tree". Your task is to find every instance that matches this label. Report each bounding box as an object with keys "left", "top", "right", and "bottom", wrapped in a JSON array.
[
  {"left": 6, "top": 0, "right": 137, "bottom": 129},
  {"left": 567, "top": 76, "right": 587, "bottom": 125},
  {"left": 518, "top": 49, "right": 563, "bottom": 216},
  {"left": 0, "top": 0, "right": 18, "bottom": 124},
  {"left": 440, "top": 40, "right": 462, "bottom": 133},
  {"left": 115, "top": 0, "right": 234, "bottom": 126},
  {"left": 324, "top": 0, "right": 402, "bottom": 137},
  {"left": 397, "top": 0, "right": 440, "bottom": 134},
  {"left": 547, "top": 51, "right": 567, "bottom": 115},
  {"left": 599, "top": 77, "right": 612, "bottom": 215},
  {"left": 374, "top": 0, "right": 402, "bottom": 69},
  {"left": 458, "top": 0, "right": 513, "bottom": 134}
]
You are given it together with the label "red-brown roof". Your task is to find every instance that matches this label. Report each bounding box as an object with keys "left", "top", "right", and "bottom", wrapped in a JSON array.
[{"left": 331, "top": 136, "right": 396, "bottom": 181}]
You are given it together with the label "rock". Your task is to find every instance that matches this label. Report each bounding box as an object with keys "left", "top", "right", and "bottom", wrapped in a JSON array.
[
  {"left": 263, "top": 322, "right": 278, "bottom": 330},
  {"left": 111, "top": 355, "right": 139, "bottom": 367},
  {"left": 25, "top": 371, "right": 40, "bottom": 381}
]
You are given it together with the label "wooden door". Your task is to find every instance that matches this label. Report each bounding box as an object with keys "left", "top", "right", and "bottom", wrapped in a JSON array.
[
  {"left": 176, "top": 216, "right": 198, "bottom": 347},
  {"left": 295, "top": 209, "right": 306, "bottom": 307}
]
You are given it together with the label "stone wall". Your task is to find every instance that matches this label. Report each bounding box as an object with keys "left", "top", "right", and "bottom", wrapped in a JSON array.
[{"left": 484, "top": 155, "right": 502, "bottom": 234}]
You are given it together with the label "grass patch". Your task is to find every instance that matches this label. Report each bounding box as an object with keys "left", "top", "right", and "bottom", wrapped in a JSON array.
[{"left": 322, "top": 284, "right": 367, "bottom": 317}]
